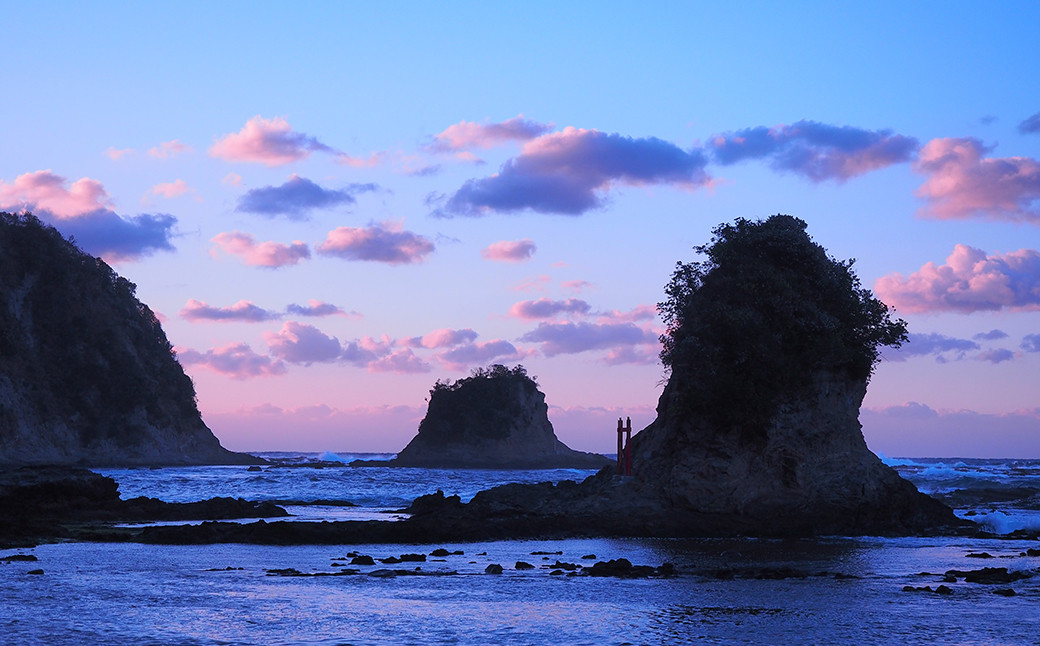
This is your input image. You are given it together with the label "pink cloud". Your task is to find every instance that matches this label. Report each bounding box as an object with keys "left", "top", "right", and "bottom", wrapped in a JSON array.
[
  {"left": 510, "top": 275, "right": 551, "bottom": 292},
  {"left": 875, "top": 244, "right": 1040, "bottom": 313},
  {"left": 508, "top": 297, "right": 591, "bottom": 320},
  {"left": 105, "top": 147, "right": 134, "bottom": 161},
  {"left": 710, "top": 120, "right": 918, "bottom": 181},
  {"left": 315, "top": 221, "right": 434, "bottom": 264},
  {"left": 367, "top": 348, "right": 432, "bottom": 374},
  {"left": 603, "top": 346, "right": 660, "bottom": 365},
  {"left": 209, "top": 115, "right": 335, "bottom": 166},
  {"left": 177, "top": 342, "right": 287, "bottom": 380},
  {"left": 913, "top": 137, "right": 1040, "bottom": 222},
  {"left": 403, "top": 328, "right": 479, "bottom": 349},
  {"left": 0, "top": 169, "right": 111, "bottom": 217},
  {"left": 430, "top": 115, "right": 552, "bottom": 152},
  {"left": 148, "top": 139, "right": 193, "bottom": 159},
  {"left": 562, "top": 279, "right": 594, "bottom": 293},
  {"left": 285, "top": 300, "right": 360, "bottom": 318},
  {"left": 222, "top": 172, "right": 243, "bottom": 186},
  {"left": 150, "top": 179, "right": 191, "bottom": 199},
  {"left": 264, "top": 321, "right": 342, "bottom": 364},
  {"left": 180, "top": 299, "right": 281, "bottom": 322},
  {"left": 436, "top": 340, "right": 521, "bottom": 371},
  {"left": 482, "top": 238, "right": 537, "bottom": 262},
  {"left": 596, "top": 304, "right": 658, "bottom": 323},
  {"left": 438, "top": 127, "right": 711, "bottom": 216},
  {"left": 211, "top": 231, "right": 311, "bottom": 268},
  {"left": 337, "top": 152, "right": 385, "bottom": 168}
]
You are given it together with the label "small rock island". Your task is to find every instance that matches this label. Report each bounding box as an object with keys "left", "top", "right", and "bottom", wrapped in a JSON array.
[
  {"left": 0, "top": 212, "right": 254, "bottom": 466},
  {"left": 357, "top": 365, "right": 610, "bottom": 469}
]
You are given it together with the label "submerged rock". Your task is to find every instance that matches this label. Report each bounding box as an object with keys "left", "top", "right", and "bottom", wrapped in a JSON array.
[{"left": 356, "top": 365, "right": 609, "bottom": 469}]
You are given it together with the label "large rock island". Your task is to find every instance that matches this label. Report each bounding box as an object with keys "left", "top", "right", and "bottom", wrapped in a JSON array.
[
  {"left": 0, "top": 212, "right": 254, "bottom": 466},
  {"left": 357, "top": 365, "right": 610, "bottom": 469},
  {"left": 396, "top": 215, "right": 963, "bottom": 537}
]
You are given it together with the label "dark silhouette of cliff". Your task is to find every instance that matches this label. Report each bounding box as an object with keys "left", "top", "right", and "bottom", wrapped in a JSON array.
[
  {"left": 0, "top": 212, "right": 255, "bottom": 465},
  {"left": 358, "top": 365, "right": 609, "bottom": 469}
]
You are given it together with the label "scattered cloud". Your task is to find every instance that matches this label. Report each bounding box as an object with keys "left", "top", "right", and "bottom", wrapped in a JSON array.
[
  {"left": 236, "top": 175, "right": 377, "bottom": 219},
  {"left": 105, "top": 147, "right": 134, "bottom": 161},
  {"left": 881, "top": 332, "right": 979, "bottom": 363},
  {"left": 508, "top": 297, "right": 591, "bottom": 320},
  {"left": 285, "top": 300, "right": 359, "bottom": 318},
  {"left": 977, "top": 348, "right": 1016, "bottom": 364},
  {"left": 0, "top": 170, "right": 178, "bottom": 261},
  {"left": 148, "top": 139, "right": 193, "bottom": 159},
  {"left": 210, "top": 231, "right": 311, "bottom": 268},
  {"left": 875, "top": 244, "right": 1040, "bottom": 313},
  {"left": 709, "top": 120, "right": 918, "bottom": 181},
  {"left": 149, "top": 179, "right": 191, "bottom": 199},
  {"left": 264, "top": 321, "right": 343, "bottom": 364},
  {"left": 510, "top": 275, "right": 551, "bottom": 292},
  {"left": 561, "top": 279, "right": 594, "bottom": 293},
  {"left": 0, "top": 169, "right": 111, "bottom": 217},
  {"left": 913, "top": 137, "right": 1040, "bottom": 223},
  {"left": 482, "top": 238, "right": 537, "bottom": 262},
  {"left": 519, "top": 321, "right": 657, "bottom": 356},
  {"left": 603, "top": 345, "right": 661, "bottom": 366},
  {"left": 596, "top": 304, "right": 658, "bottom": 324},
  {"left": 316, "top": 221, "right": 435, "bottom": 264},
  {"left": 222, "top": 172, "right": 243, "bottom": 186},
  {"left": 50, "top": 210, "right": 177, "bottom": 262},
  {"left": 367, "top": 348, "right": 432, "bottom": 374},
  {"left": 1022, "top": 334, "right": 1040, "bottom": 353},
  {"left": 1019, "top": 112, "right": 1040, "bottom": 135},
  {"left": 177, "top": 342, "right": 287, "bottom": 380},
  {"left": 209, "top": 115, "right": 336, "bottom": 166},
  {"left": 403, "top": 328, "right": 478, "bottom": 349},
  {"left": 437, "top": 127, "right": 711, "bottom": 216},
  {"left": 429, "top": 115, "right": 552, "bottom": 153},
  {"left": 436, "top": 340, "right": 521, "bottom": 371},
  {"left": 337, "top": 152, "right": 384, "bottom": 168},
  {"left": 180, "top": 299, "right": 281, "bottom": 323},
  {"left": 973, "top": 329, "right": 1009, "bottom": 341}
]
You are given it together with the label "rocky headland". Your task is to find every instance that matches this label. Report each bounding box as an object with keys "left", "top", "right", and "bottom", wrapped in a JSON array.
[
  {"left": 354, "top": 365, "right": 610, "bottom": 469},
  {"left": 0, "top": 212, "right": 256, "bottom": 466}
]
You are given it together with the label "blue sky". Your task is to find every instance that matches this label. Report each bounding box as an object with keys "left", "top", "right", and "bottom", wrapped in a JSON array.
[{"left": 2, "top": 1, "right": 1038, "bottom": 456}]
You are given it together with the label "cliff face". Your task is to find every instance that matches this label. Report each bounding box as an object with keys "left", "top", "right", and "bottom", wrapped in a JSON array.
[
  {"left": 0, "top": 212, "right": 253, "bottom": 466},
  {"left": 624, "top": 370, "right": 955, "bottom": 534},
  {"left": 389, "top": 365, "right": 609, "bottom": 469}
]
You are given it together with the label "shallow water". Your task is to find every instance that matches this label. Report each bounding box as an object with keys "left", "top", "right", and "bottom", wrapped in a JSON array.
[
  {"left": 5, "top": 454, "right": 1040, "bottom": 644},
  {"left": 4, "top": 536, "right": 1039, "bottom": 645}
]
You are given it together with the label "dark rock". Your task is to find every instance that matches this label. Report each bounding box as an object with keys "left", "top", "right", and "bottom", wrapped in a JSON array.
[
  {"left": 27, "top": 569, "right": 43, "bottom": 575},
  {"left": 966, "top": 552, "right": 995, "bottom": 558},
  {"left": 1, "top": 554, "right": 38, "bottom": 562},
  {"left": 581, "top": 554, "right": 596, "bottom": 560},
  {"left": 398, "top": 553, "right": 426, "bottom": 562},
  {"left": 380, "top": 556, "right": 402, "bottom": 564},
  {"left": 0, "top": 212, "right": 259, "bottom": 467},
  {"left": 946, "top": 567, "right": 1033, "bottom": 585},
  {"left": 354, "top": 365, "right": 610, "bottom": 470},
  {"left": 484, "top": 564, "right": 503, "bottom": 574},
  {"left": 993, "top": 588, "right": 1017, "bottom": 596},
  {"left": 549, "top": 560, "right": 578, "bottom": 571},
  {"left": 515, "top": 561, "right": 534, "bottom": 570},
  {"left": 247, "top": 466, "right": 263, "bottom": 472},
  {"left": 349, "top": 555, "right": 375, "bottom": 566}
]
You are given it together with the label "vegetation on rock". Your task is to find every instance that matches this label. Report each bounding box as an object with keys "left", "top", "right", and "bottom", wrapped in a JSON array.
[
  {"left": 657, "top": 214, "right": 908, "bottom": 437},
  {"left": 423, "top": 364, "right": 539, "bottom": 444}
]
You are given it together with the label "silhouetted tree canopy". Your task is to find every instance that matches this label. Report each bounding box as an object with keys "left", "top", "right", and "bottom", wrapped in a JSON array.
[{"left": 658, "top": 214, "right": 907, "bottom": 435}]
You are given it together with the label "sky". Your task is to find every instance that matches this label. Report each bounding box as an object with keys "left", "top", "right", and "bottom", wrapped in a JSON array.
[{"left": 1, "top": 2, "right": 1038, "bottom": 457}]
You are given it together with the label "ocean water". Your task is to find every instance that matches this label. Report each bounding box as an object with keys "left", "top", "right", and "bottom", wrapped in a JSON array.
[{"left": 2, "top": 454, "right": 1040, "bottom": 645}]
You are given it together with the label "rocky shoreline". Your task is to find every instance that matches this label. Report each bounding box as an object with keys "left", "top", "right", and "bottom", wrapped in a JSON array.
[{"left": 1, "top": 465, "right": 977, "bottom": 549}]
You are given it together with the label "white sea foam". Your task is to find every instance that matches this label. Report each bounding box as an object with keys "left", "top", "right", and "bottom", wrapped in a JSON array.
[{"left": 965, "top": 510, "right": 1040, "bottom": 534}]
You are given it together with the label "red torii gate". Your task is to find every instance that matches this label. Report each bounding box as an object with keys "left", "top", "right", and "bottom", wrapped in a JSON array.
[{"left": 616, "top": 417, "right": 632, "bottom": 476}]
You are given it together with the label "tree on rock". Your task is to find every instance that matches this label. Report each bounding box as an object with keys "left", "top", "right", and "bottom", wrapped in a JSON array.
[{"left": 658, "top": 214, "right": 907, "bottom": 440}]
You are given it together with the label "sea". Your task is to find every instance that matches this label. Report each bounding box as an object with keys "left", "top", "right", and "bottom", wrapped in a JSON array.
[{"left": 3, "top": 453, "right": 1040, "bottom": 645}]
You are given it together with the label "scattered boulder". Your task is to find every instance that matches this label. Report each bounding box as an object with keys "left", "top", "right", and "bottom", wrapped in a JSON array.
[{"left": 484, "top": 564, "right": 503, "bottom": 574}]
